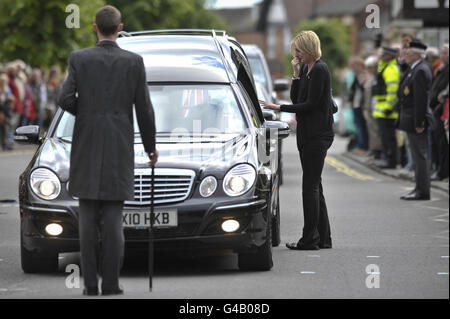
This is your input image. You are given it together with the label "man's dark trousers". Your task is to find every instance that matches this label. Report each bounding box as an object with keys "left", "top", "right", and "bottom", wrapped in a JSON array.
[
  {"left": 407, "top": 131, "right": 431, "bottom": 197},
  {"left": 377, "top": 118, "right": 398, "bottom": 167},
  {"left": 78, "top": 199, "right": 124, "bottom": 290}
]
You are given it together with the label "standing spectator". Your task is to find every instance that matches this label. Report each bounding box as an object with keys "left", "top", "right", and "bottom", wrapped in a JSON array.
[
  {"left": 429, "top": 44, "right": 449, "bottom": 181},
  {"left": 364, "top": 55, "right": 383, "bottom": 160},
  {"left": 29, "top": 68, "right": 47, "bottom": 128},
  {"left": 348, "top": 56, "right": 369, "bottom": 154},
  {"left": 398, "top": 32, "right": 415, "bottom": 73},
  {"left": 372, "top": 46, "right": 400, "bottom": 169},
  {"left": 426, "top": 47, "right": 443, "bottom": 77},
  {"left": 0, "top": 73, "right": 15, "bottom": 150},
  {"left": 441, "top": 89, "right": 449, "bottom": 142},
  {"left": 22, "top": 74, "right": 37, "bottom": 126},
  {"left": 14, "top": 61, "right": 27, "bottom": 127},
  {"left": 45, "top": 66, "right": 61, "bottom": 131},
  {"left": 6, "top": 63, "right": 23, "bottom": 130},
  {"left": 397, "top": 40, "right": 434, "bottom": 200}
]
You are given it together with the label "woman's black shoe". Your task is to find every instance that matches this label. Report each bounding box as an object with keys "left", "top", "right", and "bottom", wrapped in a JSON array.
[
  {"left": 286, "top": 242, "right": 319, "bottom": 250},
  {"left": 82, "top": 287, "right": 99, "bottom": 296},
  {"left": 101, "top": 287, "right": 124, "bottom": 296}
]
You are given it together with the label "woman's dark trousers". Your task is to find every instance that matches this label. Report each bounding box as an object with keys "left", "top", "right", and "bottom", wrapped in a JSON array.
[{"left": 298, "top": 139, "right": 333, "bottom": 248}]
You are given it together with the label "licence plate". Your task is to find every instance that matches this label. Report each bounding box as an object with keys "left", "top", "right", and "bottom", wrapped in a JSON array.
[{"left": 122, "top": 210, "right": 178, "bottom": 228}]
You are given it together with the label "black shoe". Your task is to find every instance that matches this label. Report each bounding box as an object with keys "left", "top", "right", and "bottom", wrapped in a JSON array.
[
  {"left": 286, "top": 242, "right": 319, "bottom": 250},
  {"left": 400, "top": 189, "right": 416, "bottom": 199},
  {"left": 101, "top": 287, "right": 124, "bottom": 296},
  {"left": 400, "top": 192, "right": 430, "bottom": 201},
  {"left": 83, "top": 287, "right": 99, "bottom": 296},
  {"left": 376, "top": 163, "right": 396, "bottom": 169}
]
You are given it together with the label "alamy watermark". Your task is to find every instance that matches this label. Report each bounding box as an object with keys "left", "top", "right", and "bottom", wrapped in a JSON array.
[
  {"left": 65, "top": 4, "right": 80, "bottom": 29},
  {"left": 365, "top": 4, "right": 380, "bottom": 29},
  {"left": 65, "top": 264, "right": 80, "bottom": 289},
  {"left": 365, "top": 264, "right": 380, "bottom": 289}
]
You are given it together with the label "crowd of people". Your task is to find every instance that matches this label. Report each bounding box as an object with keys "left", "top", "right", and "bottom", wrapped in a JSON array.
[
  {"left": 345, "top": 33, "right": 449, "bottom": 183},
  {"left": 0, "top": 60, "right": 62, "bottom": 151}
]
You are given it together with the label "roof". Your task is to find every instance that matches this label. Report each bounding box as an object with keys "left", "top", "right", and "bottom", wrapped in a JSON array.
[
  {"left": 213, "top": 7, "right": 258, "bottom": 33},
  {"left": 117, "top": 35, "right": 231, "bottom": 83},
  {"left": 313, "top": 0, "right": 376, "bottom": 17}
]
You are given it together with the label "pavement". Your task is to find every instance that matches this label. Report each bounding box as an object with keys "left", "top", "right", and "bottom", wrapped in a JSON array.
[{"left": 343, "top": 149, "right": 449, "bottom": 193}]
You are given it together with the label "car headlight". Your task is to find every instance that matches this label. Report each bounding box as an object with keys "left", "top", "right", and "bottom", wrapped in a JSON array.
[
  {"left": 199, "top": 176, "right": 217, "bottom": 197},
  {"left": 30, "top": 168, "right": 61, "bottom": 200},
  {"left": 223, "top": 164, "right": 256, "bottom": 197}
]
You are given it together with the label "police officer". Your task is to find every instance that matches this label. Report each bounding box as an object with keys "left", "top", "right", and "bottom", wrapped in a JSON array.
[
  {"left": 397, "top": 40, "right": 434, "bottom": 200},
  {"left": 372, "top": 46, "right": 400, "bottom": 169}
]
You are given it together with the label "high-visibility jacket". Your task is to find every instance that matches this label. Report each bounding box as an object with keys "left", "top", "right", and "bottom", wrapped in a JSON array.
[{"left": 372, "top": 58, "right": 400, "bottom": 119}]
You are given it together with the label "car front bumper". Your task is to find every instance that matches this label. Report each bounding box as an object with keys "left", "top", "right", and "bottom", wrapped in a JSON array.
[{"left": 20, "top": 197, "right": 268, "bottom": 255}]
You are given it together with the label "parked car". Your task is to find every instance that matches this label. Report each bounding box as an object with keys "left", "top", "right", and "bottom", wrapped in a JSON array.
[{"left": 15, "top": 29, "right": 289, "bottom": 273}]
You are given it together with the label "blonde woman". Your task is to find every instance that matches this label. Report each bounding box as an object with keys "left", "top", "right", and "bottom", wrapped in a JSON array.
[{"left": 260, "top": 31, "right": 334, "bottom": 250}]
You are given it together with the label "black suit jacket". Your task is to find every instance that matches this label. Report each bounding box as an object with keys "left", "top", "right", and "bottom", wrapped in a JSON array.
[
  {"left": 57, "top": 40, "right": 156, "bottom": 200},
  {"left": 397, "top": 59, "right": 434, "bottom": 132}
]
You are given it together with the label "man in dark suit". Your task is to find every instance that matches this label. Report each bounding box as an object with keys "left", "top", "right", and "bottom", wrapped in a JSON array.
[
  {"left": 397, "top": 40, "right": 434, "bottom": 200},
  {"left": 57, "top": 5, "right": 158, "bottom": 295}
]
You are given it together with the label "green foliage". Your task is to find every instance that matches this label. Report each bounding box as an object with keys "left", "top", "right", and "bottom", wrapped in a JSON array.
[
  {"left": 108, "top": 0, "right": 228, "bottom": 32},
  {"left": 0, "top": 0, "right": 228, "bottom": 69},
  {"left": 0, "top": 0, "right": 105, "bottom": 68},
  {"left": 285, "top": 18, "right": 351, "bottom": 95}
]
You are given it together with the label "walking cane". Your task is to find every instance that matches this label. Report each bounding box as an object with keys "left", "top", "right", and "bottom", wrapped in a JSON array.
[{"left": 149, "top": 157, "right": 155, "bottom": 292}]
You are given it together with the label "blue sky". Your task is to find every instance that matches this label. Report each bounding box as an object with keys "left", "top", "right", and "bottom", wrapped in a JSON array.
[{"left": 207, "top": 0, "right": 262, "bottom": 9}]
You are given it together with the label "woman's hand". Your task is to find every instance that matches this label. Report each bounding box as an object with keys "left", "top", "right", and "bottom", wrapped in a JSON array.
[
  {"left": 259, "top": 100, "right": 280, "bottom": 111},
  {"left": 291, "top": 57, "right": 300, "bottom": 77}
]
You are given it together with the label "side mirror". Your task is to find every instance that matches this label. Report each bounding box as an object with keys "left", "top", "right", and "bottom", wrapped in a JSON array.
[
  {"left": 264, "top": 120, "right": 290, "bottom": 140},
  {"left": 273, "top": 78, "right": 289, "bottom": 92},
  {"left": 14, "top": 125, "right": 41, "bottom": 145},
  {"left": 262, "top": 109, "right": 277, "bottom": 121}
]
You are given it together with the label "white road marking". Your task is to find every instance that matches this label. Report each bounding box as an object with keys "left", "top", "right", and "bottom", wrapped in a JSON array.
[
  {"left": 441, "top": 256, "right": 449, "bottom": 259},
  {"left": 366, "top": 256, "right": 380, "bottom": 258},
  {"left": 301, "top": 271, "right": 316, "bottom": 274},
  {"left": 424, "top": 207, "right": 450, "bottom": 212},
  {"left": 432, "top": 235, "right": 450, "bottom": 240},
  {"left": 433, "top": 219, "right": 449, "bottom": 223},
  {"left": 307, "top": 255, "right": 320, "bottom": 258},
  {"left": 0, "top": 288, "right": 8, "bottom": 292},
  {"left": 432, "top": 213, "right": 450, "bottom": 219},
  {"left": 437, "top": 273, "right": 449, "bottom": 275}
]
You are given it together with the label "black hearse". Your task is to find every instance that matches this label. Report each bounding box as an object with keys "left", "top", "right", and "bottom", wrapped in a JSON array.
[{"left": 15, "top": 30, "right": 289, "bottom": 273}]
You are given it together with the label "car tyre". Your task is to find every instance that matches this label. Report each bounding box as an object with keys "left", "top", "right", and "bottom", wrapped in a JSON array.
[
  {"left": 238, "top": 211, "right": 273, "bottom": 271},
  {"left": 21, "top": 240, "right": 58, "bottom": 273},
  {"left": 271, "top": 188, "right": 281, "bottom": 247}
]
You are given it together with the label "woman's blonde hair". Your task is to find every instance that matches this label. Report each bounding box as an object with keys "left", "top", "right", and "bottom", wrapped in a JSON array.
[{"left": 290, "top": 31, "right": 322, "bottom": 60}]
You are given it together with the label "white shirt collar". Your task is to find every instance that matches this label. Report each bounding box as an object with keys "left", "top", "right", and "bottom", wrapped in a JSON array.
[{"left": 410, "top": 59, "right": 422, "bottom": 70}]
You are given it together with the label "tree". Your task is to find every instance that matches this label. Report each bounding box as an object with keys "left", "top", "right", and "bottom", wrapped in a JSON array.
[
  {"left": 285, "top": 18, "right": 351, "bottom": 95},
  {"left": 108, "top": 0, "right": 228, "bottom": 32},
  {"left": 0, "top": 0, "right": 105, "bottom": 68}
]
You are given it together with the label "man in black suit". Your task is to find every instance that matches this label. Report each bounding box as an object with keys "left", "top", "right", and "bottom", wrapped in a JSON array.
[
  {"left": 397, "top": 40, "right": 434, "bottom": 200},
  {"left": 57, "top": 5, "right": 158, "bottom": 295}
]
